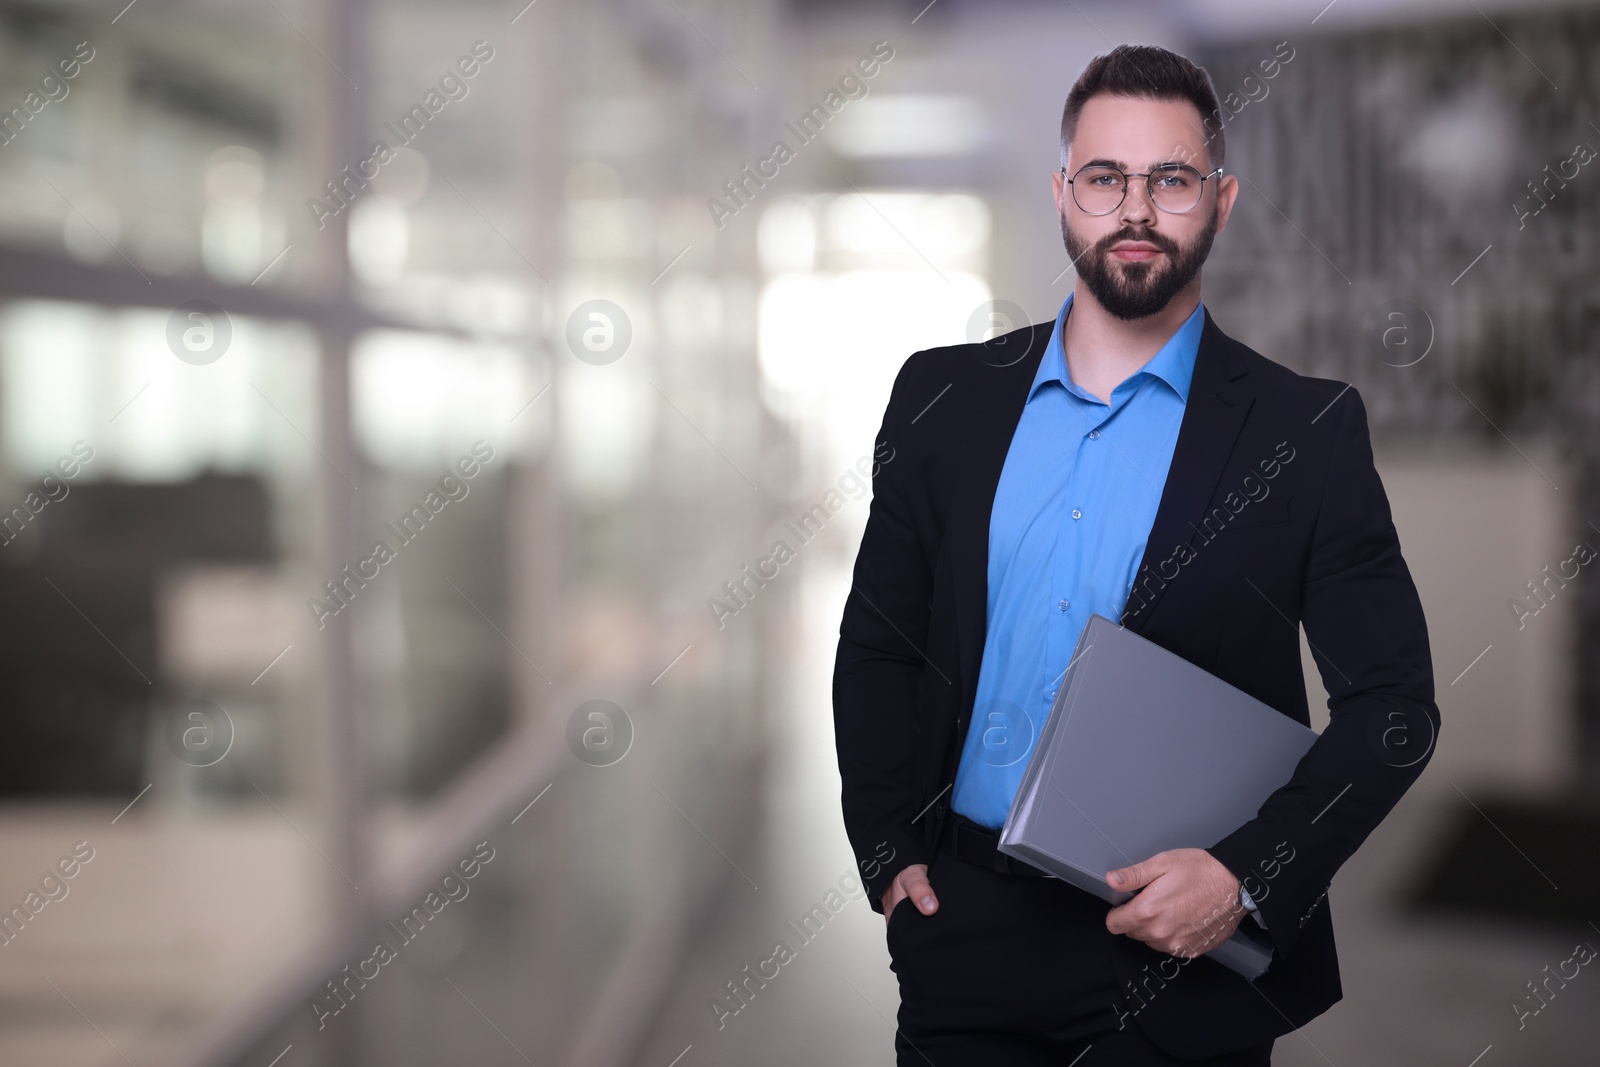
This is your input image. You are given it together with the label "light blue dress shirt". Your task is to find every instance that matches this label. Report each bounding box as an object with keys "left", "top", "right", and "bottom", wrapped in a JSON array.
[{"left": 950, "top": 291, "right": 1206, "bottom": 829}]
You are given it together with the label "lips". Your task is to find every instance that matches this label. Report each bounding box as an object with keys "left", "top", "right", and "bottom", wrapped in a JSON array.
[{"left": 1109, "top": 240, "right": 1164, "bottom": 261}]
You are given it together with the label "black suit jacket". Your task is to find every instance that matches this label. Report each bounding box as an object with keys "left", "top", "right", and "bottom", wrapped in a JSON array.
[{"left": 833, "top": 308, "right": 1439, "bottom": 1057}]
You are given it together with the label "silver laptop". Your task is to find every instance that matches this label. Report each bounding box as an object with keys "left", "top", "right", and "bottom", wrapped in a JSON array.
[{"left": 997, "top": 614, "right": 1319, "bottom": 979}]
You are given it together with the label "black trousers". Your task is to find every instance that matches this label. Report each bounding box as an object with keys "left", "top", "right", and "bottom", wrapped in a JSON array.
[{"left": 885, "top": 844, "right": 1274, "bottom": 1066}]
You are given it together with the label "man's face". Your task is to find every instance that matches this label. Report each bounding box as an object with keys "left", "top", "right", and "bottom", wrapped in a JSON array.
[{"left": 1052, "top": 94, "right": 1238, "bottom": 321}]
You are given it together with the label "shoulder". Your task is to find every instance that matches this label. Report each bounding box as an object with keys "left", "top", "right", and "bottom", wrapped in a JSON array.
[
  {"left": 1220, "top": 328, "right": 1367, "bottom": 433},
  {"left": 886, "top": 320, "right": 1052, "bottom": 424}
]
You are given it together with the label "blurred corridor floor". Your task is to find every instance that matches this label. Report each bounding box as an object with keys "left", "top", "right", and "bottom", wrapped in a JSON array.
[{"left": 631, "top": 554, "right": 901, "bottom": 1067}]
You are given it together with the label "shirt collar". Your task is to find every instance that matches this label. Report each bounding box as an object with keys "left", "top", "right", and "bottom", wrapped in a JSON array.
[{"left": 1028, "top": 290, "right": 1205, "bottom": 406}]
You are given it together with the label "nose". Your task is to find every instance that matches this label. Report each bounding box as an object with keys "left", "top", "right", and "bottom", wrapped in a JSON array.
[{"left": 1118, "top": 178, "right": 1156, "bottom": 227}]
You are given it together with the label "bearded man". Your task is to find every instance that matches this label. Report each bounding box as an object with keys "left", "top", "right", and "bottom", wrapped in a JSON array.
[{"left": 834, "top": 43, "right": 1438, "bottom": 1066}]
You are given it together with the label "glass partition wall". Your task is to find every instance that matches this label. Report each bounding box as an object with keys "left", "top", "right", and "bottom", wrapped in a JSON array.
[{"left": 0, "top": 1, "right": 785, "bottom": 1064}]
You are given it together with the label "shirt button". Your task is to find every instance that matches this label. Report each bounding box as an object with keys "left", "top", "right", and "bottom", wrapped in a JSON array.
[
  {"left": 1071, "top": 508, "right": 1083, "bottom": 520},
  {"left": 1058, "top": 599, "right": 1069, "bottom": 611},
  {"left": 1088, "top": 429, "right": 1101, "bottom": 439}
]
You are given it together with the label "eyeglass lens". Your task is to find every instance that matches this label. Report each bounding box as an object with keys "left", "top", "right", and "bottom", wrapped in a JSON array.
[{"left": 1072, "top": 165, "right": 1206, "bottom": 215}]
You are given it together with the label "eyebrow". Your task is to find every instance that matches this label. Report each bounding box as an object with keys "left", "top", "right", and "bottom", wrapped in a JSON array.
[{"left": 1077, "top": 157, "right": 1194, "bottom": 171}]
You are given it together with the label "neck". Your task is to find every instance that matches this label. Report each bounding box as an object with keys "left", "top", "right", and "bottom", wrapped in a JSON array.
[{"left": 1062, "top": 281, "right": 1201, "bottom": 403}]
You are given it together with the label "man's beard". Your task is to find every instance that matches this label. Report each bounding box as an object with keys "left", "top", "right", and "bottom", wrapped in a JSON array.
[{"left": 1062, "top": 205, "right": 1218, "bottom": 321}]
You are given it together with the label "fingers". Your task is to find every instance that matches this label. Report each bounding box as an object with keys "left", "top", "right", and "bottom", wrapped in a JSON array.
[
  {"left": 1105, "top": 896, "right": 1159, "bottom": 938},
  {"left": 1152, "top": 911, "right": 1241, "bottom": 959},
  {"left": 1107, "top": 851, "right": 1168, "bottom": 891},
  {"left": 881, "top": 862, "right": 934, "bottom": 922},
  {"left": 1104, "top": 851, "right": 1247, "bottom": 955},
  {"left": 1106, "top": 864, "right": 1139, "bottom": 891},
  {"left": 1104, "top": 854, "right": 1172, "bottom": 937},
  {"left": 902, "top": 865, "right": 939, "bottom": 915},
  {"left": 1106, "top": 908, "right": 1189, "bottom": 955}
]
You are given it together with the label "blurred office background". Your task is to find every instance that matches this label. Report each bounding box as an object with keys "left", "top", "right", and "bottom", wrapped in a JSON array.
[{"left": 0, "top": 0, "right": 1595, "bottom": 1064}]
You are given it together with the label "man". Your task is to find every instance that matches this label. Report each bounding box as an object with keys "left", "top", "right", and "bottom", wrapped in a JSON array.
[{"left": 833, "top": 43, "right": 1438, "bottom": 1065}]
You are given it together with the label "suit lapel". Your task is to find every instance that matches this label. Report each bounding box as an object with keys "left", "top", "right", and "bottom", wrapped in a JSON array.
[
  {"left": 1122, "top": 308, "right": 1254, "bottom": 633},
  {"left": 950, "top": 322, "right": 1052, "bottom": 724}
]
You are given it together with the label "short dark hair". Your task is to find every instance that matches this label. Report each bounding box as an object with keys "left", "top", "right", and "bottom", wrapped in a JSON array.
[{"left": 1060, "top": 44, "right": 1224, "bottom": 174}]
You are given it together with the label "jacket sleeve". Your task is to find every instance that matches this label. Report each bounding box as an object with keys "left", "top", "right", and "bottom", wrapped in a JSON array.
[
  {"left": 1205, "top": 386, "right": 1439, "bottom": 960},
  {"left": 834, "top": 352, "right": 939, "bottom": 914}
]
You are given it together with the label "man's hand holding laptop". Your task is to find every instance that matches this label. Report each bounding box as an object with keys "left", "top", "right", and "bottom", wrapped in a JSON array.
[{"left": 1104, "top": 848, "right": 1246, "bottom": 957}]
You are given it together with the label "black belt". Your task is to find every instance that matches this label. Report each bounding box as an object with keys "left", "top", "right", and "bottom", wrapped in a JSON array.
[{"left": 938, "top": 813, "right": 1052, "bottom": 878}]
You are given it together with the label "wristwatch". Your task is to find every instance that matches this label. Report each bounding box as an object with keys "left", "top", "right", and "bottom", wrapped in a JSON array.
[{"left": 1239, "top": 884, "right": 1268, "bottom": 928}]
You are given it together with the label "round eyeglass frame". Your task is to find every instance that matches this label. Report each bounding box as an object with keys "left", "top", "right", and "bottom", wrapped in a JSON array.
[{"left": 1061, "top": 163, "right": 1224, "bottom": 216}]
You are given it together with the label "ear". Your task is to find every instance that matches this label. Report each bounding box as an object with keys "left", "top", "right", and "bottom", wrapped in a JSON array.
[{"left": 1214, "top": 172, "right": 1240, "bottom": 235}]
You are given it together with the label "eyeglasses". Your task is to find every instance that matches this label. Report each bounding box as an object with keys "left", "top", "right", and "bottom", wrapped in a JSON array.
[{"left": 1062, "top": 163, "right": 1223, "bottom": 216}]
